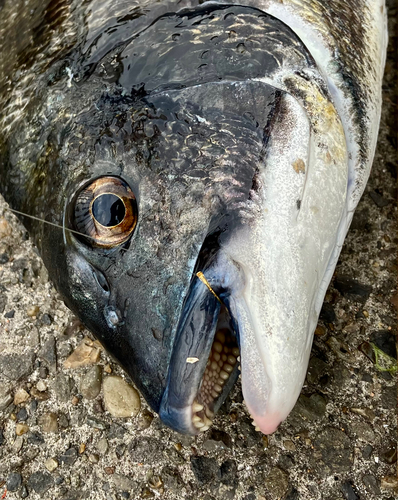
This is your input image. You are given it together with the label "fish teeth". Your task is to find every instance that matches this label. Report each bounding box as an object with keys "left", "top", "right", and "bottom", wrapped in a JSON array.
[
  {"left": 220, "top": 370, "right": 229, "bottom": 380},
  {"left": 205, "top": 408, "right": 214, "bottom": 418},
  {"left": 192, "top": 402, "right": 203, "bottom": 412}
]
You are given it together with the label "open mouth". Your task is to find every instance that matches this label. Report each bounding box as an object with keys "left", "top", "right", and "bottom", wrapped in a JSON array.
[
  {"left": 190, "top": 306, "right": 240, "bottom": 432},
  {"left": 158, "top": 257, "right": 242, "bottom": 434}
]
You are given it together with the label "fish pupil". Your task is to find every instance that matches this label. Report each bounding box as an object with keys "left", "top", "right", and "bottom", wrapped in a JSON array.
[{"left": 92, "top": 194, "right": 125, "bottom": 227}]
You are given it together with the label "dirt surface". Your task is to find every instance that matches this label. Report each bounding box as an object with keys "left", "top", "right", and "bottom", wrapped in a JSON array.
[{"left": 0, "top": 4, "right": 397, "bottom": 500}]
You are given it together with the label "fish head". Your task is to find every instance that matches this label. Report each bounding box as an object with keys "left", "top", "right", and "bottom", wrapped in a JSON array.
[
  {"left": 36, "top": 75, "right": 347, "bottom": 434},
  {"left": 27, "top": 5, "right": 349, "bottom": 434}
]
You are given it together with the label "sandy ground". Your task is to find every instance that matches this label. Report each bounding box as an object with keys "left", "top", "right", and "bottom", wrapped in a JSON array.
[{"left": 0, "top": 4, "right": 397, "bottom": 500}]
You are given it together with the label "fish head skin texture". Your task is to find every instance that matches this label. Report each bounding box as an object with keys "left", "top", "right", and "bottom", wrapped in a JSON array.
[{"left": 0, "top": 2, "right": 385, "bottom": 434}]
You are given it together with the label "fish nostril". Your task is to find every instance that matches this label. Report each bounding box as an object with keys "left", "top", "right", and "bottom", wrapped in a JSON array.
[{"left": 93, "top": 269, "right": 110, "bottom": 294}]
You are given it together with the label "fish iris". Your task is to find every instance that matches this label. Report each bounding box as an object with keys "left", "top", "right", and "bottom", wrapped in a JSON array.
[{"left": 92, "top": 194, "right": 126, "bottom": 227}]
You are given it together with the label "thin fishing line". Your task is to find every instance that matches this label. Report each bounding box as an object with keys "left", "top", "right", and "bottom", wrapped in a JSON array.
[{"left": 8, "top": 208, "right": 99, "bottom": 243}]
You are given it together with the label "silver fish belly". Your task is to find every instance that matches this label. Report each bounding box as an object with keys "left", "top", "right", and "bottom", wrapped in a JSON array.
[{"left": 0, "top": 0, "right": 387, "bottom": 434}]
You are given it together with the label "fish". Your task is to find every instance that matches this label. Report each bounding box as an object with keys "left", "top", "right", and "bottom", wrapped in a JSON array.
[{"left": 0, "top": 0, "right": 387, "bottom": 434}]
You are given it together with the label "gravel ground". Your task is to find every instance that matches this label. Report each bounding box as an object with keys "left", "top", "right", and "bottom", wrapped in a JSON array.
[{"left": 0, "top": 5, "right": 397, "bottom": 500}]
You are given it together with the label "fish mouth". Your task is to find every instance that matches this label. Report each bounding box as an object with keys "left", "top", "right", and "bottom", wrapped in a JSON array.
[
  {"left": 159, "top": 240, "right": 242, "bottom": 434},
  {"left": 189, "top": 306, "right": 240, "bottom": 432}
]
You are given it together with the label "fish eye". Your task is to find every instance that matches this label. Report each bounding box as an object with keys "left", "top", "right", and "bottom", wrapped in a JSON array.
[{"left": 72, "top": 176, "right": 137, "bottom": 247}]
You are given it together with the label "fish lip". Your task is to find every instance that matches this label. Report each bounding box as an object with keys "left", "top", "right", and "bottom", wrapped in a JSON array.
[{"left": 158, "top": 270, "right": 240, "bottom": 434}]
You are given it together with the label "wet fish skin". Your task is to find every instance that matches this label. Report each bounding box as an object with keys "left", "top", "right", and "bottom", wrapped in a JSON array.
[{"left": 0, "top": 0, "right": 387, "bottom": 434}]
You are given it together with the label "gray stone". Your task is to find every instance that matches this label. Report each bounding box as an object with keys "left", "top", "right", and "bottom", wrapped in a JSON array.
[
  {"left": 97, "top": 437, "right": 109, "bottom": 455},
  {"left": 80, "top": 365, "right": 102, "bottom": 400},
  {"left": 108, "top": 422, "right": 126, "bottom": 439},
  {"left": 331, "top": 362, "right": 352, "bottom": 386},
  {"left": 307, "top": 357, "right": 328, "bottom": 385},
  {"left": 129, "top": 437, "right": 164, "bottom": 463},
  {"left": 52, "top": 373, "right": 73, "bottom": 402},
  {"left": 111, "top": 474, "right": 136, "bottom": 491},
  {"left": 115, "top": 444, "right": 126, "bottom": 459},
  {"left": 20, "top": 484, "right": 29, "bottom": 498},
  {"left": 58, "top": 413, "right": 69, "bottom": 429},
  {"left": 38, "top": 336, "right": 57, "bottom": 373},
  {"left": 289, "top": 393, "right": 327, "bottom": 425},
  {"left": 16, "top": 407, "right": 28, "bottom": 421},
  {"left": 362, "top": 474, "right": 381, "bottom": 496},
  {"left": 349, "top": 421, "right": 375, "bottom": 442},
  {"left": 7, "top": 472, "right": 22, "bottom": 492},
  {"left": 59, "top": 447, "right": 78, "bottom": 466},
  {"left": 264, "top": 467, "right": 289, "bottom": 500},
  {"left": 220, "top": 460, "right": 237, "bottom": 487},
  {"left": 381, "top": 385, "right": 397, "bottom": 410},
  {"left": 27, "top": 432, "right": 44, "bottom": 445},
  {"left": 190, "top": 455, "right": 220, "bottom": 485},
  {"left": 0, "top": 391, "right": 13, "bottom": 411},
  {"left": 27, "top": 471, "right": 54, "bottom": 494},
  {"left": 340, "top": 480, "right": 359, "bottom": 500},
  {"left": 0, "top": 353, "right": 35, "bottom": 381},
  {"left": 203, "top": 439, "right": 229, "bottom": 452},
  {"left": 312, "top": 427, "right": 352, "bottom": 473},
  {"left": 361, "top": 444, "right": 373, "bottom": 459},
  {"left": 87, "top": 416, "right": 108, "bottom": 430}
]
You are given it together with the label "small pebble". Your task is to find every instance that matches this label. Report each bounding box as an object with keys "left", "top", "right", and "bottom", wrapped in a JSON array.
[
  {"left": 17, "top": 407, "right": 28, "bottom": 422},
  {"left": 44, "top": 458, "right": 59, "bottom": 472},
  {"left": 80, "top": 365, "right": 102, "bottom": 400},
  {"left": 59, "top": 447, "right": 78, "bottom": 466},
  {"left": 39, "top": 412, "right": 58, "bottom": 433},
  {"left": 103, "top": 376, "right": 141, "bottom": 418},
  {"left": 20, "top": 484, "right": 29, "bottom": 498},
  {"left": 0, "top": 217, "right": 12, "bottom": 237},
  {"left": 14, "top": 388, "right": 29, "bottom": 405},
  {"left": 283, "top": 440, "right": 296, "bottom": 452},
  {"left": 89, "top": 453, "right": 100, "bottom": 464},
  {"left": 16, "top": 423, "right": 29, "bottom": 436},
  {"left": 7, "top": 472, "right": 22, "bottom": 492},
  {"left": 13, "top": 435, "right": 24, "bottom": 453},
  {"left": 63, "top": 337, "right": 101, "bottom": 368},
  {"left": 27, "top": 471, "right": 54, "bottom": 494},
  {"left": 36, "top": 380, "right": 47, "bottom": 392},
  {"left": 137, "top": 409, "right": 154, "bottom": 430},
  {"left": 104, "top": 364, "right": 112, "bottom": 373},
  {"left": 79, "top": 443, "right": 86, "bottom": 454},
  {"left": 97, "top": 437, "right": 109, "bottom": 455},
  {"left": 26, "top": 305, "right": 40, "bottom": 317},
  {"left": 30, "top": 387, "right": 49, "bottom": 400}
]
